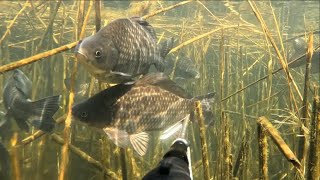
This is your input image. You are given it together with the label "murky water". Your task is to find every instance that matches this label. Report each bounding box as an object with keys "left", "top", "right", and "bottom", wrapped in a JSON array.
[{"left": 0, "top": 1, "right": 319, "bottom": 180}]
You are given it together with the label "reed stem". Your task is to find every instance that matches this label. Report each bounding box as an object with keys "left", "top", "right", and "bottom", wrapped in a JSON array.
[
  {"left": 307, "top": 94, "right": 319, "bottom": 180},
  {"left": 195, "top": 101, "right": 210, "bottom": 180}
]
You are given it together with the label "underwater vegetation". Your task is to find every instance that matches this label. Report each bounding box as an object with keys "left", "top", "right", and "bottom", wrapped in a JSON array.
[{"left": 0, "top": 1, "right": 319, "bottom": 180}]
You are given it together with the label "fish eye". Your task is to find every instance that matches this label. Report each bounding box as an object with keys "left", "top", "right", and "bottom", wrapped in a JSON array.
[
  {"left": 81, "top": 112, "right": 88, "bottom": 118},
  {"left": 95, "top": 50, "right": 102, "bottom": 58}
]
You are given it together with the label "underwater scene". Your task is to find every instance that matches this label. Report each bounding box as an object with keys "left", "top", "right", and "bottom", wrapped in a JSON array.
[{"left": 0, "top": 1, "right": 319, "bottom": 180}]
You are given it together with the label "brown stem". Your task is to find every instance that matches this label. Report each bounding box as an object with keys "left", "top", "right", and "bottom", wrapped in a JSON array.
[
  {"left": 307, "top": 94, "right": 320, "bottom": 180},
  {"left": 257, "top": 116, "right": 302, "bottom": 173},
  {"left": 51, "top": 133, "right": 118, "bottom": 180},
  {"left": 195, "top": 101, "right": 210, "bottom": 180},
  {"left": 298, "top": 32, "right": 313, "bottom": 168},
  {"left": 258, "top": 123, "right": 268, "bottom": 180},
  {"left": 0, "top": 42, "right": 78, "bottom": 74}
]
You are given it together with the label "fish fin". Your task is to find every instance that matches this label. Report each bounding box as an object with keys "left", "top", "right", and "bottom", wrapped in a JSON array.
[
  {"left": 105, "top": 71, "right": 135, "bottom": 83},
  {"left": 135, "top": 73, "right": 191, "bottom": 98},
  {"left": 159, "top": 37, "right": 175, "bottom": 59},
  {"left": 92, "top": 82, "right": 134, "bottom": 107},
  {"left": 30, "top": 95, "right": 61, "bottom": 132},
  {"left": 103, "top": 127, "right": 130, "bottom": 148},
  {"left": 0, "top": 142, "right": 11, "bottom": 180},
  {"left": 160, "top": 115, "right": 190, "bottom": 140},
  {"left": 130, "top": 16, "right": 157, "bottom": 40},
  {"left": 13, "top": 69, "right": 32, "bottom": 98},
  {"left": 31, "top": 118, "right": 55, "bottom": 132},
  {"left": 15, "top": 117, "right": 29, "bottom": 131},
  {"left": 153, "top": 58, "right": 165, "bottom": 72},
  {"left": 129, "top": 132, "right": 149, "bottom": 156},
  {"left": 0, "top": 111, "right": 8, "bottom": 127}
]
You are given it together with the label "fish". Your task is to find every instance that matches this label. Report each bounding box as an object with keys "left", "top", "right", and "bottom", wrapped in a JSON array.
[
  {"left": 164, "top": 54, "right": 200, "bottom": 84},
  {"left": 75, "top": 16, "right": 174, "bottom": 83},
  {"left": 288, "top": 37, "right": 319, "bottom": 74},
  {"left": 72, "top": 73, "right": 215, "bottom": 156},
  {"left": 2, "top": 69, "right": 61, "bottom": 132},
  {"left": 0, "top": 142, "right": 10, "bottom": 180}
]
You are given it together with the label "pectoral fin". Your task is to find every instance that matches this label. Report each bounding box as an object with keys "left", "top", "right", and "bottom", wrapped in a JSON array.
[
  {"left": 105, "top": 71, "right": 134, "bottom": 83},
  {"left": 0, "top": 111, "right": 8, "bottom": 127},
  {"left": 129, "top": 132, "right": 149, "bottom": 156},
  {"left": 103, "top": 128, "right": 149, "bottom": 156},
  {"left": 103, "top": 127, "right": 130, "bottom": 148},
  {"left": 160, "top": 115, "right": 190, "bottom": 140}
]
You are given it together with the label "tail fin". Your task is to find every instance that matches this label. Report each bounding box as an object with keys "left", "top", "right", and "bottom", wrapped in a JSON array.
[
  {"left": 159, "top": 37, "right": 175, "bottom": 59},
  {"left": 30, "top": 95, "right": 61, "bottom": 132}
]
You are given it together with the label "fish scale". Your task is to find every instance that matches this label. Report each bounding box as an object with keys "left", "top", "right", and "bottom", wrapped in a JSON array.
[{"left": 111, "top": 86, "right": 193, "bottom": 134}]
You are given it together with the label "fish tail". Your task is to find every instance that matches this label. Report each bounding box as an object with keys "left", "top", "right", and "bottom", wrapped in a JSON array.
[
  {"left": 159, "top": 37, "right": 175, "bottom": 59},
  {"left": 30, "top": 95, "right": 61, "bottom": 132},
  {"left": 0, "top": 142, "right": 10, "bottom": 180}
]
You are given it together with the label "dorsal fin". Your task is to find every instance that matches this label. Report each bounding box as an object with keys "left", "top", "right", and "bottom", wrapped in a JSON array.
[
  {"left": 93, "top": 83, "right": 134, "bottom": 107},
  {"left": 130, "top": 16, "right": 157, "bottom": 40},
  {"left": 135, "top": 73, "right": 191, "bottom": 98},
  {"left": 13, "top": 69, "right": 32, "bottom": 98},
  {"left": 159, "top": 37, "right": 175, "bottom": 59}
]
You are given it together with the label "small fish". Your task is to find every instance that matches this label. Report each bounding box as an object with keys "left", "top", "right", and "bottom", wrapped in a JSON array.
[
  {"left": 2, "top": 69, "right": 61, "bottom": 132},
  {"left": 288, "top": 37, "right": 319, "bottom": 74},
  {"left": 75, "top": 16, "right": 174, "bottom": 83},
  {"left": 72, "top": 73, "right": 215, "bottom": 156},
  {"left": 0, "top": 142, "right": 10, "bottom": 180}
]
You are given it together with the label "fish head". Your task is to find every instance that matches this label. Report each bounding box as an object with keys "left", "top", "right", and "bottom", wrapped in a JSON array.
[
  {"left": 72, "top": 98, "right": 112, "bottom": 128},
  {"left": 75, "top": 35, "right": 119, "bottom": 78}
]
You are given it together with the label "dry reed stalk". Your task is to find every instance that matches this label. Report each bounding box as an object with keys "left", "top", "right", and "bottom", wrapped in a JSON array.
[
  {"left": 257, "top": 117, "right": 302, "bottom": 173},
  {"left": 258, "top": 123, "right": 268, "bottom": 180},
  {"left": 218, "top": 30, "right": 225, "bottom": 179},
  {"left": 94, "top": 0, "right": 101, "bottom": 32},
  {"left": 233, "top": 130, "right": 249, "bottom": 178},
  {"left": 307, "top": 95, "right": 320, "bottom": 180},
  {"left": 298, "top": 32, "right": 313, "bottom": 169},
  {"left": 221, "top": 45, "right": 320, "bottom": 102},
  {"left": 50, "top": 133, "right": 118, "bottom": 180},
  {"left": 77, "top": 1, "right": 85, "bottom": 37},
  {"left": 59, "top": 1, "right": 93, "bottom": 179},
  {"left": 248, "top": 0, "right": 302, "bottom": 101},
  {"left": 169, "top": 25, "right": 239, "bottom": 54},
  {"left": 10, "top": 133, "right": 21, "bottom": 180},
  {"left": 222, "top": 113, "right": 232, "bottom": 180},
  {"left": 37, "top": 0, "right": 62, "bottom": 50},
  {"left": 0, "top": 0, "right": 29, "bottom": 45},
  {"left": 120, "top": 148, "right": 128, "bottom": 180},
  {"left": 142, "top": 0, "right": 192, "bottom": 19},
  {"left": 195, "top": 101, "right": 210, "bottom": 180},
  {"left": 0, "top": 41, "right": 78, "bottom": 74}
]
